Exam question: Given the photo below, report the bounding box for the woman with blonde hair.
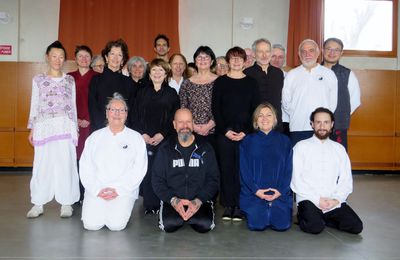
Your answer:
[239,102,293,231]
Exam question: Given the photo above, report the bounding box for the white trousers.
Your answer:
[30,139,80,205]
[81,193,136,231]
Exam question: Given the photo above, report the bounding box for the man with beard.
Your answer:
[282,39,338,145]
[152,108,220,233]
[290,107,363,235]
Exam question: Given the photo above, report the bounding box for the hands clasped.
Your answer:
[171,197,202,221]
[255,188,281,202]
[97,187,119,200]
[319,198,339,211]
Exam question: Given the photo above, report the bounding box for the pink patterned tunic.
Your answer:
[28,73,78,146]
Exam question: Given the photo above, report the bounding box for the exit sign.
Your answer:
[0,45,12,55]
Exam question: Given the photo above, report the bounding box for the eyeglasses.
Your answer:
[324,48,342,53]
[93,64,105,69]
[107,108,127,114]
[217,64,228,69]
[230,57,244,61]
[195,55,211,61]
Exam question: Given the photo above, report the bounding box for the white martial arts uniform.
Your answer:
[28,73,80,206]
[290,135,353,213]
[79,126,147,231]
[282,64,338,132]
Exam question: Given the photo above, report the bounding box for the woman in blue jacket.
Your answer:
[239,102,293,231]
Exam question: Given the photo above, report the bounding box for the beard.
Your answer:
[314,129,331,140]
[178,128,193,142]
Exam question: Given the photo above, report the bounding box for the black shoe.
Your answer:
[222,207,232,221]
[232,207,243,222]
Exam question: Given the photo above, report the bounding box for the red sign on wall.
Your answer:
[0,45,12,55]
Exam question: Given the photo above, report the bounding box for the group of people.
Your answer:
[26,34,363,235]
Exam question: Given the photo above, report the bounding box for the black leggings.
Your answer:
[158,201,215,233]
[297,200,363,234]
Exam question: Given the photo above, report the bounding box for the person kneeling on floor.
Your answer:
[79,92,147,231]
[291,107,363,234]
[152,108,220,233]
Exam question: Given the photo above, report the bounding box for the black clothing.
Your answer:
[323,62,351,130]
[212,75,259,135]
[88,67,136,132]
[131,81,180,137]
[297,200,363,234]
[131,81,180,210]
[178,141,196,166]
[152,136,220,204]
[217,135,241,207]
[244,64,284,131]
[159,201,215,233]
[212,74,259,208]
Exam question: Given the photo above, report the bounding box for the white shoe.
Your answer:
[26,205,43,218]
[60,205,73,218]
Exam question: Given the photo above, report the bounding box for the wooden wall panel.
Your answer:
[15,62,48,130]
[348,70,398,170]
[349,137,395,170]
[0,62,17,128]
[396,137,400,168]
[350,70,397,135]
[14,132,33,166]
[0,132,14,165]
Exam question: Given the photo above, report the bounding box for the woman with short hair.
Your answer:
[179,46,218,147]
[131,58,180,214]
[88,39,136,132]
[80,92,147,231]
[212,46,259,221]
[126,56,148,87]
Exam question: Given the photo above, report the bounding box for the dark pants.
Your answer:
[330,129,348,151]
[297,200,363,234]
[142,145,161,210]
[158,201,215,233]
[217,135,241,208]
[77,160,84,202]
[289,131,314,147]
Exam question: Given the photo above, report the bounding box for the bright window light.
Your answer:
[324,0,393,51]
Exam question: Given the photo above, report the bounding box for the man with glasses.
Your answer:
[244,38,285,132]
[282,39,338,146]
[322,38,361,150]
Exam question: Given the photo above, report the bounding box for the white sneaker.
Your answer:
[60,205,73,218]
[26,205,43,218]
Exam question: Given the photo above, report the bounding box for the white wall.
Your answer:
[0,0,19,61]
[19,0,60,62]
[179,0,290,61]
[0,0,59,62]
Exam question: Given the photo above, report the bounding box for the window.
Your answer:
[324,0,398,57]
